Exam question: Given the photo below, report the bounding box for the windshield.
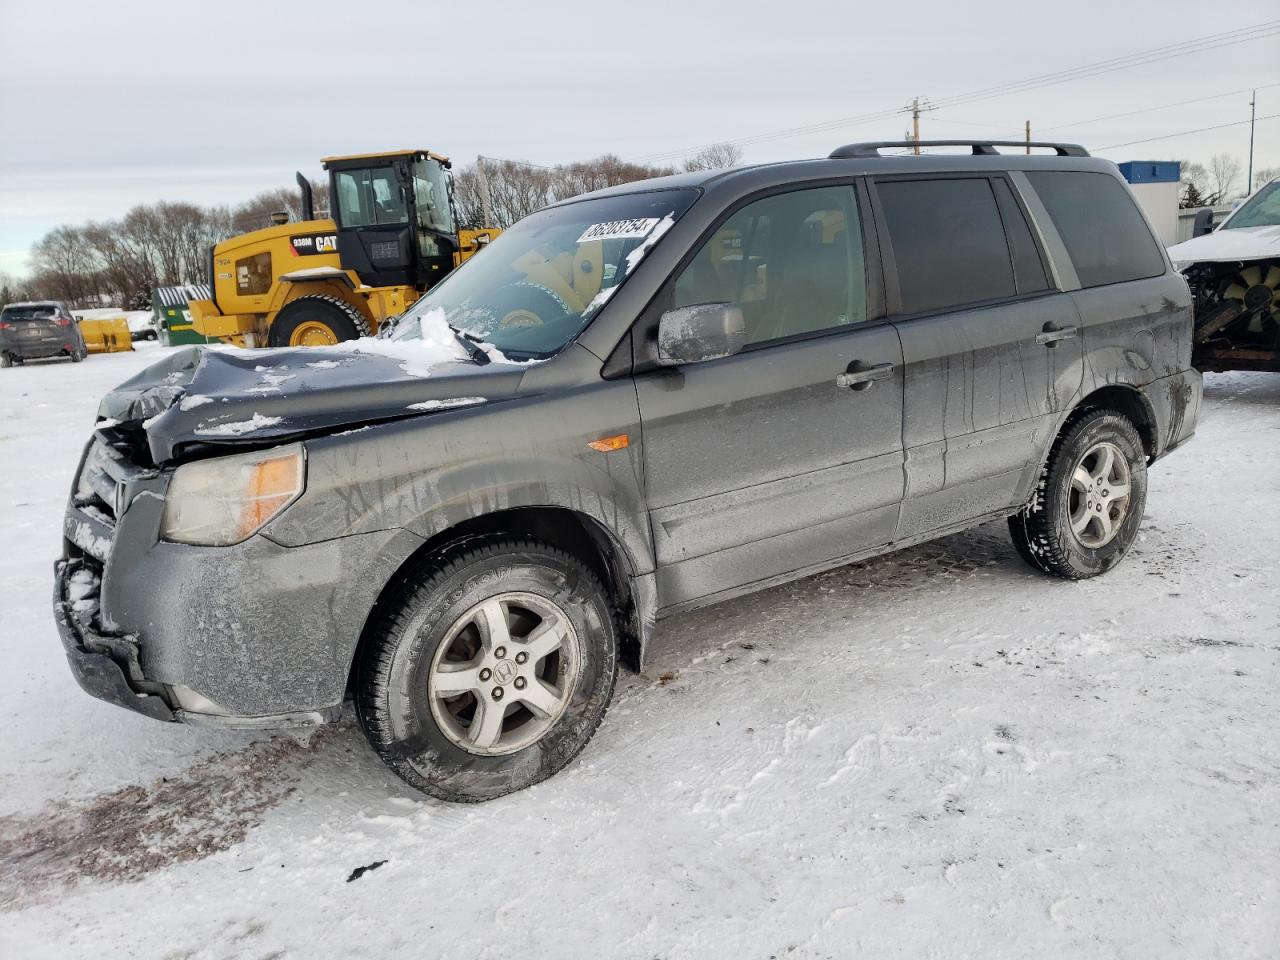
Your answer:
[1222,181,1280,230]
[392,188,698,359]
[413,158,456,235]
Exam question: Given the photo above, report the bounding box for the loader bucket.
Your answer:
[79,316,135,353]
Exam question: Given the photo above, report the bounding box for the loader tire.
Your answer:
[1008,409,1147,580]
[268,295,372,347]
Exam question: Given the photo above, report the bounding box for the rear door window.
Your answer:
[1024,171,1165,288]
[876,178,1015,314]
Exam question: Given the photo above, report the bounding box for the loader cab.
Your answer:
[323,150,459,289]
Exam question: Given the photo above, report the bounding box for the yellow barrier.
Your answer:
[78,317,134,354]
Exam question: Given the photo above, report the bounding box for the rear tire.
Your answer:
[355,537,618,802]
[1008,409,1147,580]
[0,353,11,368]
[70,349,84,363]
[268,295,372,347]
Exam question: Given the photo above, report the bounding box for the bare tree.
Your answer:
[683,143,744,172]
[1253,166,1280,191]
[231,179,329,232]
[16,154,688,305]
[0,270,32,305]
[82,220,154,308]
[454,155,678,228]
[1208,153,1242,203]
[1172,160,1203,204]
[29,226,102,307]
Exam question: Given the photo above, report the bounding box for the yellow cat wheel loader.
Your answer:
[190,150,498,347]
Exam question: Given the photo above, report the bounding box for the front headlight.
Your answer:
[160,443,306,546]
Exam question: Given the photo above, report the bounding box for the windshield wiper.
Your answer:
[448,324,491,366]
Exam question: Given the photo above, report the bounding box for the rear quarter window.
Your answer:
[1025,171,1165,288]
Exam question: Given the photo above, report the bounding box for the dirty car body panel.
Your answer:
[56,147,1201,731]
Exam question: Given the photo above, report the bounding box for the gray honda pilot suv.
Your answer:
[56,141,1201,801]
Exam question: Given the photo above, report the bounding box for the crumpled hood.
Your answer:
[1168,224,1280,267]
[98,344,526,464]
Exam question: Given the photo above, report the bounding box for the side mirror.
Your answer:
[1192,207,1215,237]
[657,302,746,366]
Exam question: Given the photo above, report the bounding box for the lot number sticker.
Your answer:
[577,218,661,243]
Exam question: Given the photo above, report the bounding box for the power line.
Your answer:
[926,81,1279,140]
[925,24,1278,112]
[631,21,1280,163]
[1095,113,1279,150]
[1042,82,1280,131]
[927,115,1020,131]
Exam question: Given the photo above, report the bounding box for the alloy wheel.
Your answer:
[1068,440,1132,548]
[427,592,581,756]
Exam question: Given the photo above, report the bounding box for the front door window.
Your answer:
[673,185,866,345]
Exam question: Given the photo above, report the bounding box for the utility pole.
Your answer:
[476,155,495,228]
[1247,89,1256,192]
[911,98,922,155]
[1025,120,1031,155]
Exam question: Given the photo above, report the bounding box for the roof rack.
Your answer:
[829,140,1090,159]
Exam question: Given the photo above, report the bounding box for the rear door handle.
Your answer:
[1036,324,1078,346]
[836,361,894,391]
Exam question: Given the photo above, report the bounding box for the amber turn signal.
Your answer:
[588,434,630,452]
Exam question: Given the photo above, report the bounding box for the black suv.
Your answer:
[1,300,88,366]
[56,141,1201,801]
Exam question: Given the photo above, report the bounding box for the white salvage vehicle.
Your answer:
[1168,177,1280,373]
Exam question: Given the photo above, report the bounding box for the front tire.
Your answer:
[355,537,618,802]
[268,295,372,347]
[1008,409,1147,580]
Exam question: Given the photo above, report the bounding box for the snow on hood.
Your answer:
[97,329,529,464]
[1168,224,1280,267]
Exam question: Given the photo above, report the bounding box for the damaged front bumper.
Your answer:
[55,435,421,730]
[53,556,344,728]
[54,558,175,722]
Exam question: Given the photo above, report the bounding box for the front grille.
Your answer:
[69,436,157,561]
[76,438,127,526]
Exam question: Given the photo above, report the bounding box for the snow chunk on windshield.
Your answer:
[344,308,474,377]
[195,413,285,437]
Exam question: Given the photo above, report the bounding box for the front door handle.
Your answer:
[836,361,894,391]
[1036,323,1078,347]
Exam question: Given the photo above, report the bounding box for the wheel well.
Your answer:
[350,508,642,695]
[1071,385,1158,459]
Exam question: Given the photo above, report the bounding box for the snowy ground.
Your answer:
[1,345,1277,959]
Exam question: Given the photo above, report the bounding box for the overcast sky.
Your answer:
[2,0,1278,277]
